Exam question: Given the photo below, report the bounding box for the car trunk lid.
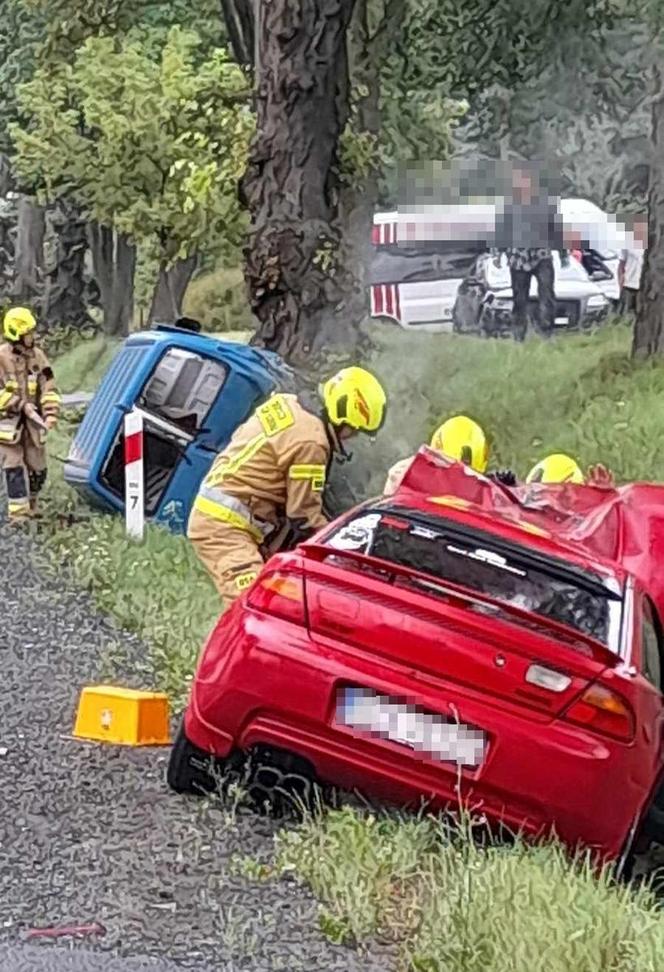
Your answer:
[299,521,623,719]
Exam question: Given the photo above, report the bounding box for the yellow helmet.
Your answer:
[526,453,585,485]
[3,306,37,343]
[430,415,489,473]
[322,366,387,433]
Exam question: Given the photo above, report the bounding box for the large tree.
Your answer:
[627,0,664,358]
[633,40,664,357]
[241,0,359,361]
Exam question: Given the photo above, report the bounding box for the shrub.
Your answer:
[183,266,254,333]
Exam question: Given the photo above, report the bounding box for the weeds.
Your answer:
[276,806,664,972]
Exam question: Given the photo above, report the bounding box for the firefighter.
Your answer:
[188,366,387,604]
[526,453,615,488]
[384,415,516,495]
[0,307,61,522]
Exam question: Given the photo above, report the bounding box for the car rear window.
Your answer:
[325,510,623,650]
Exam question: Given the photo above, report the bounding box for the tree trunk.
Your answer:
[0,154,12,198]
[242,0,359,363]
[633,55,664,358]
[219,0,255,67]
[42,199,93,331]
[11,196,45,308]
[87,223,136,337]
[0,192,18,305]
[148,254,198,325]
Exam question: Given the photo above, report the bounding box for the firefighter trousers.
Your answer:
[0,438,47,520]
[188,507,265,605]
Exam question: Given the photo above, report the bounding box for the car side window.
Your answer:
[642,597,664,693]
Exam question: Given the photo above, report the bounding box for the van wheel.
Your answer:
[167,723,234,795]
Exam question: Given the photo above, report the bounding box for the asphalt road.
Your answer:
[0,524,391,972]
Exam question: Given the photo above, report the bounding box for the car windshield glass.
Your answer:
[325,510,622,650]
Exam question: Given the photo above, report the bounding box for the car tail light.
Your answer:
[563,684,634,742]
[247,571,305,625]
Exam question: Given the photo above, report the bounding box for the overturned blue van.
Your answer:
[64,324,292,533]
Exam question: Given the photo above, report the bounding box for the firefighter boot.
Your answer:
[28,468,47,519]
[4,465,31,523]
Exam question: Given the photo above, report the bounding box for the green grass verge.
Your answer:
[54,334,122,394]
[275,807,664,971]
[42,419,219,708]
[41,322,664,970]
[338,321,664,502]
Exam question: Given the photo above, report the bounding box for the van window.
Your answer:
[138,348,228,435]
[642,598,663,692]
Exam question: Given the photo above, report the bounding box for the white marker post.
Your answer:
[124,408,145,542]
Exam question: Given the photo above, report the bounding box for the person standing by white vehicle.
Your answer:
[618,214,647,316]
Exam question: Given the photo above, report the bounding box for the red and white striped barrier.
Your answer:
[124,408,144,541]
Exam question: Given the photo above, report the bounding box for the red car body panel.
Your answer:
[183,449,664,860]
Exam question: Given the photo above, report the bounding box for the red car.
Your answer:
[168,448,664,867]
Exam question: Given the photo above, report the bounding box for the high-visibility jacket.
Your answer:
[0,341,61,447]
[192,393,331,539]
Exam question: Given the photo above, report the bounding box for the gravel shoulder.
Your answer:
[0,525,388,971]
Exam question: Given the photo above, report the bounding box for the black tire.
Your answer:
[616,775,664,883]
[167,722,230,795]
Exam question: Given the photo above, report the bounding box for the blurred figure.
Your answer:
[618,214,647,317]
[493,163,567,342]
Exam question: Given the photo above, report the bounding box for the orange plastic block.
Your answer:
[73,685,171,746]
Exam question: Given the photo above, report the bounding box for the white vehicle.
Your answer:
[560,198,636,304]
[453,252,610,336]
[369,208,490,331]
[369,199,632,331]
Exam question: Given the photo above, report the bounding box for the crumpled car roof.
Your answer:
[396,447,664,607]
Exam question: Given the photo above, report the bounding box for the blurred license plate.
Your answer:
[554,316,569,324]
[336,687,486,768]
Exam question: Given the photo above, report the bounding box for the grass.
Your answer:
[43,319,664,706]
[54,333,122,394]
[275,807,664,972]
[338,320,664,502]
[40,320,664,970]
[41,420,219,708]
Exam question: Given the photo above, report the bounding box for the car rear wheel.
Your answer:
[167,730,322,817]
[167,723,234,795]
[616,781,664,883]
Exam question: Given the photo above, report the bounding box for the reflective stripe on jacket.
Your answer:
[194,393,331,535]
[0,341,61,445]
